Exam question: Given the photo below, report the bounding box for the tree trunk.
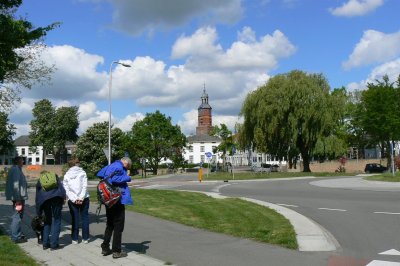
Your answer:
[302,154,311,172]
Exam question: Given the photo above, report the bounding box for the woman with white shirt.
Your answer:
[63,158,90,244]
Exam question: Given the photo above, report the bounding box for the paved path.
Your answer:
[0,189,170,266]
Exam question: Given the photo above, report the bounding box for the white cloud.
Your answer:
[78,101,98,121]
[172,27,296,71]
[346,58,400,92]
[109,0,243,36]
[329,0,384,17]
[114,113,145,132]
[178,109,242,135]
[177,110,198,136]
[343,29,400,69]
[26,45,107,100]
[10,26,294,138]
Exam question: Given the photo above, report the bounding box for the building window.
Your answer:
[201,155,205,162]
[200,146,205,152]
[21,148,26,155]
[36,157,40,163]
[189,155,194,164]
[189,146,193,152]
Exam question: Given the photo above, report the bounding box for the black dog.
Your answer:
[31,215,45,244]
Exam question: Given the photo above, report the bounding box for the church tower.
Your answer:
[196,86,212,135]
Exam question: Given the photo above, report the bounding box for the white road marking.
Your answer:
[379,249,400,256]
[318,208,347,212]
[366,260,400,265]
[211,184,231,193]
[374,212,400,215]
[276,203,299,208]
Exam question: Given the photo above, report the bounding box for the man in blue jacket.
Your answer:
[97,157,132,259]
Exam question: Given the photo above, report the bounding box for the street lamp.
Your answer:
[108,61,131,165]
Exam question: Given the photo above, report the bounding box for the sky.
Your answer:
[9,0,400,138]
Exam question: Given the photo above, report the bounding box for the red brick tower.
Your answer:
[196,87,212,135]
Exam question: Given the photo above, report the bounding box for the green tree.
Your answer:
[75,122,126,175]
[240,70,344,172]
[29,99,55,164]
[313,87,349,161]
[29,99,79,164]
[0,111,16,154]
[357,75,400,168]
[210,124,233,168]
[53,106,79,163]
[0,1,59,112]
[129,110,186,175]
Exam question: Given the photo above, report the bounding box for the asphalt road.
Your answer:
[134,174,400,265]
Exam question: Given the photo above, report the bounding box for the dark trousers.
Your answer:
[68,198,90,241]
[102,201,125,253]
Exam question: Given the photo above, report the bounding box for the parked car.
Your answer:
[364,163,387,173]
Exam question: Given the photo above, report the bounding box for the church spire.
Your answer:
[196,84,212,135]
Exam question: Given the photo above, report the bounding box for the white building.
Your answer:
[182,88,223,164]
[14,135,44,165]
[184,135,222,164]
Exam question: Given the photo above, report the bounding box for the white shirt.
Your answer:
[63,166,89,202]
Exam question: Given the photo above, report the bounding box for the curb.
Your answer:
[181,190,339,252]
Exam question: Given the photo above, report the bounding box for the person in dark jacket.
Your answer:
[97,157,132,259]
[5,156,28,243]
[35,172,66,250]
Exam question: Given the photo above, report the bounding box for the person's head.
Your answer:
[120,157,132,170]
[68,158,80,168]
[13,156,24,167]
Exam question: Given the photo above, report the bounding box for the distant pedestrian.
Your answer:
[97,157,133,259]
[5,156,28,243]
[63,158,90,244]
[35,172,66,250]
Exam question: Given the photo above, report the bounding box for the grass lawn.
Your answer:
[200,171,357,181]
[91,189,297,249]
[0,228,39,266]
[364,171,400,182]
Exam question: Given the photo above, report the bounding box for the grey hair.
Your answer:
[121,157,132,167]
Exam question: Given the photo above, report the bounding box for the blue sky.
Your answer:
[10,0,400,137]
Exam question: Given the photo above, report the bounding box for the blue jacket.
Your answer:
[96,160,133,205]
[35,176,66,215]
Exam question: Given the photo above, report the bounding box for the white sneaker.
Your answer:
[72,240,78,244]
[83,240,89,244]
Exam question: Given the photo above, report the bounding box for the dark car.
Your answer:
[364,163,387,173]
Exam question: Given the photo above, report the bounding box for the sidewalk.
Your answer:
[0,189,170,266]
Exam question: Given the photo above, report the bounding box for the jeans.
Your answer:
[10,201,25,241]
[68,198,90,241]
[42,197,63,248]
[102,201,125,253]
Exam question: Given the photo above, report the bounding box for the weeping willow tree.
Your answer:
[239,70,345,172]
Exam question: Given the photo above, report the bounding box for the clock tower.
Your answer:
[196,87,212,135]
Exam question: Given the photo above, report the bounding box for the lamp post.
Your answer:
[108,61,131,165]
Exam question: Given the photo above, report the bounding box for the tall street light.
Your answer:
[108,61,131,165]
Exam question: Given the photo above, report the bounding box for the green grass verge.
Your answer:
[201,171,357,181]
[364,171,400,182]
[0,228,39,266]
[91,189,297,249]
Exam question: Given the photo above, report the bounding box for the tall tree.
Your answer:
[75,122,126,175]
[0,111,16,154]
[0,0,59,112]
[210,124,234,167]
[29,99,79,164]
[53,106,79,163]
[29,99,55,164]
[240,70,343,172]
[129,110,186,175]
[357,75,400,168]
